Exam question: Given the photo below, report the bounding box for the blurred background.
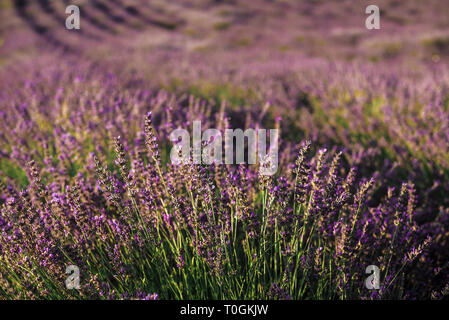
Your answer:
[1,0,449,64]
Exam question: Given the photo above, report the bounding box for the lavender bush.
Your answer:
[0,0,448,299]
[0,117,432,299]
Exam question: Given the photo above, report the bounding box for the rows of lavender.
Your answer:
[1,0,449,300]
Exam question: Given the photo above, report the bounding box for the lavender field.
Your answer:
[0,0,448,300]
